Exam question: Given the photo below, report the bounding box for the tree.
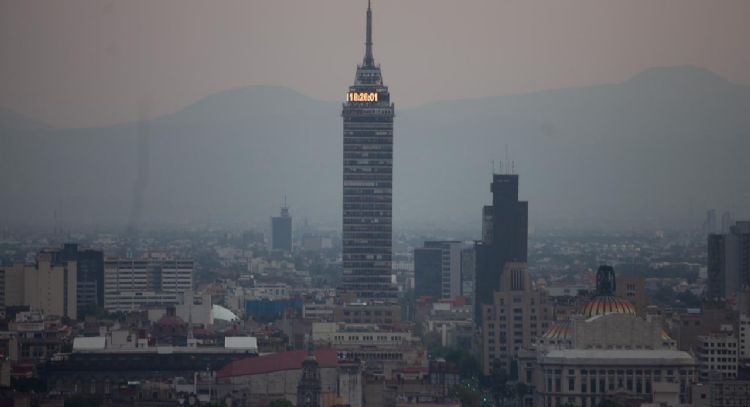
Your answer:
[488,359,509,403]
[269,399,294,407]
[450,382,483,407]
[64,395,102,407]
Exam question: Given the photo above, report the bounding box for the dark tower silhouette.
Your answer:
[53,243,105,315]
[339,0,397,300]
[271,197,292,252]
[708,221,750,298]
[297,346,322,407]
[474,173,528,320]
[595,265,617,295]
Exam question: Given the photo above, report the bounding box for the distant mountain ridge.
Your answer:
[0,106,51,130]
[1,66,748,230]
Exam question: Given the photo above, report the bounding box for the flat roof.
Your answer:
[542,349,695,366]
[217,349,339,379]
[73,336,106,350]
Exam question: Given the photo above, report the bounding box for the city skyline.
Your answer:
[1,1,750,407]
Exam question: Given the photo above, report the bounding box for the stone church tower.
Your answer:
[296,346,322,407]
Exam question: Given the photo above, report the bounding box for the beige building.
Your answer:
[0,263,25,307]
[481,262,552,375]
[312,322,427,379]
[615,275,648,316]
[0,253,77,319]
[334,302,401,324]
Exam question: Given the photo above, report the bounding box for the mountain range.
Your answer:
[1,66,748,231]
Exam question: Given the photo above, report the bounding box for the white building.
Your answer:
[739,314,750,361]
[538,350,694,407]
[697,332,738,381]
[104,258,193,312]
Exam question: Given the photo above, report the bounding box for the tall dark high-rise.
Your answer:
[414,247,442,300]
[708,221,750,298]
[474,173,528,320]
[271,199,292,252]
[339,1,396,300]
[53,243,105,315]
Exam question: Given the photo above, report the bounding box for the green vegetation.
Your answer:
[269,399,294,407]
[64,395,102,407]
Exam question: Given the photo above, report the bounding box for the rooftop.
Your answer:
[543,349,695,365]
[216,349,339,379]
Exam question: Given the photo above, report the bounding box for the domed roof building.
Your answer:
[539,265,658,348]
[524,266,694,407]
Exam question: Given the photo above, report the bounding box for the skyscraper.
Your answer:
[271,200,293,252]
[414,247,442,300]
[474,173,528,320]
[53,243,104,315]
[339,1,396,301]
[708,221,750,298]
[422,241,462,299]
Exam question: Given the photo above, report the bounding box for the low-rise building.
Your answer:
[215,349,362,407]
[696,332,738,381]
[334,302,401,324]
[692,379,750,407]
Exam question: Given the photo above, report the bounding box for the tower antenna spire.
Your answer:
[363,0,375,67]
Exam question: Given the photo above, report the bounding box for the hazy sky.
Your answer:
[2,0,749,128]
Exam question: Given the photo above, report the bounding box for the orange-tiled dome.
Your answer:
[541,266,637,342]
[541,321,571,341]
[580,295,636,318]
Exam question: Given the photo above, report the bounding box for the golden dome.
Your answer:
[541,320,571,341]
[580,295,636,318]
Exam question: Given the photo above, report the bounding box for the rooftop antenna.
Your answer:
[363,0,375,67]
[512,160,515,175]
[504,144,509,175]
[491,160,495,175]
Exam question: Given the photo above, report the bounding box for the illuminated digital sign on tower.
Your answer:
[338,0,397,301]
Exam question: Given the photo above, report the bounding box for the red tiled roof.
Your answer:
[216,349,339,379]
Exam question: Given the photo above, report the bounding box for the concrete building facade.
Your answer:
[104,258,193,312]
[696,332,738,381]
[481,262,552,375]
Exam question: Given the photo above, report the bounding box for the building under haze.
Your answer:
[534,266,694,407]
[339,1,397,301]
[480,262,552,375]
[49,243,104,316]
[414,246,442,300]
[474,173,528,320]
[414,241,462,300]
[103,257,193,312]
[271,200,293,252]
[0,251,78,319]
[707,221,750,299]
